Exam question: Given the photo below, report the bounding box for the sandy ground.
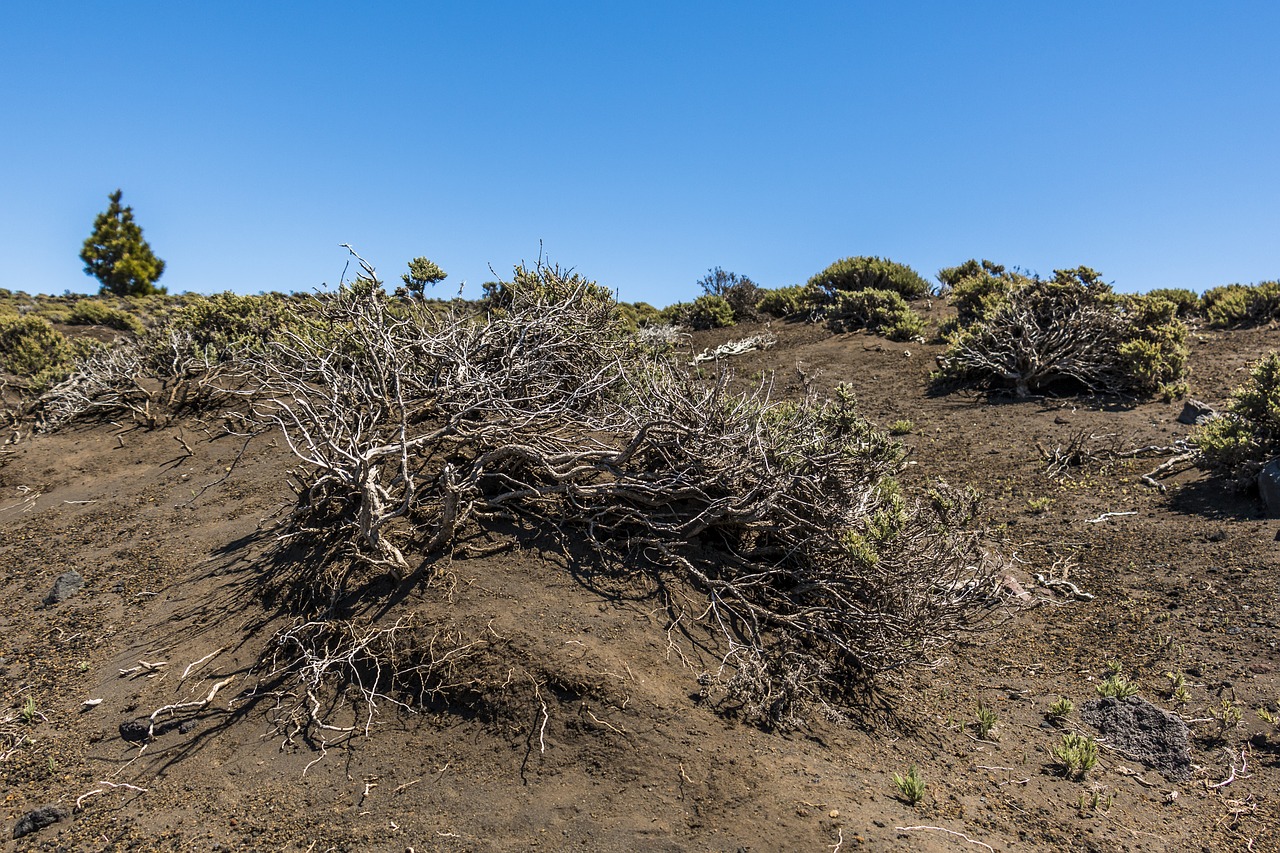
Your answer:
[2,317,1279,852]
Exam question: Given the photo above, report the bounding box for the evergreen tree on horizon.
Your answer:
[80,189,167,296]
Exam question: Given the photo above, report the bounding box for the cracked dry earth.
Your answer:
[2,317,1279,852]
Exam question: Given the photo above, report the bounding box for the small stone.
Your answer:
[1258,460,1280,519]
[1080,697,1191,780]
[1177,399,1217,425]
[12,805,69,839]
[44,570,84,605]
[119,718,150,742]
[829,809,840,818]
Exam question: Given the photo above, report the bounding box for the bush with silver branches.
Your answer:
[246,258,1005,729]
[935,267,1187,398]
[37,328,232,430]
[37,291,309,430]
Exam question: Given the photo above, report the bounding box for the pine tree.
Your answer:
[396,256,447,298]
[80,189,166,296]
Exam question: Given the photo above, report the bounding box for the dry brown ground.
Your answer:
[2,317,1279,852]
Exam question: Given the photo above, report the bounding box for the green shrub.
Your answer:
[808,256,930,301]
[65,299,145,333]
[1194,351,1280,488]
[659,301,690,325]
[1116,295,1189,397]
[1145,288,1200,318]
[937,259,1031,326]
[828,289,926,341]
[682,294,736,330]
[1201,281,1280,327]
[0,315,75,388]
[697,267,763,322]
[935,268,1188,398]
[616,301,662,330]
[165,292,311,363]
[1201,284,1250,326]
[482,261,617,317]
[756,284,823,318]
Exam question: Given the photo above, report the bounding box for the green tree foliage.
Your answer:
[396,256,448,298]
[80,190,166,296]
[808,256,931,301]
[697,267,763,322]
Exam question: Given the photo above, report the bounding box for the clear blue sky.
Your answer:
[3,2,1277,305]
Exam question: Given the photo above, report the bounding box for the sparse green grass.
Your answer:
[973,704,998,740]
[1211,698,1243,739]
[1077,788,1115,816]
[893,764,927,805]
[20,696,37,725]
[1026,496,1053,513]
[1046,697,1074,725]
[1053,733,1099,780]
[1096,674,1139,699]
[889,419,913,435]
[1166,670,1190,705]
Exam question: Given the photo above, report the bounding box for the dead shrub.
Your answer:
[248,257,1004,731]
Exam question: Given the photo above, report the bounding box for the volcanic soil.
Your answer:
[2,315,1279,852]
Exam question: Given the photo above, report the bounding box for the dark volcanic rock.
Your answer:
[44,570,84,605]
[1177,399,1217,426]
[119,717,150,742]
[1259,459,1280,518]
[13,805,69,839]
[1080,696,1192,780]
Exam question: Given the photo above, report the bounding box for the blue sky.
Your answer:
[2,2,1277,305]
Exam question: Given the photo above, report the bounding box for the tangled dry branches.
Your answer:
[242,262,1005,728]
[937,281,1131,397]
[38,329,234,430]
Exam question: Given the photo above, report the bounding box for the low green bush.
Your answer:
[755,284,817,318]
[935,268,1188,398]
[65,299,145,333]
[681,294,736,329]
[482,262,617,317]
[1201,281,1280,327]
[808,256,931,300]
[617,301,662,330]
[1116,295,1190,397]
[1145,288,1200,318]
[0,315,76,388]
[828,289,926,341]
[937,259,1030,326]
[165,291,311,362]
[1194,351,1280,488]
